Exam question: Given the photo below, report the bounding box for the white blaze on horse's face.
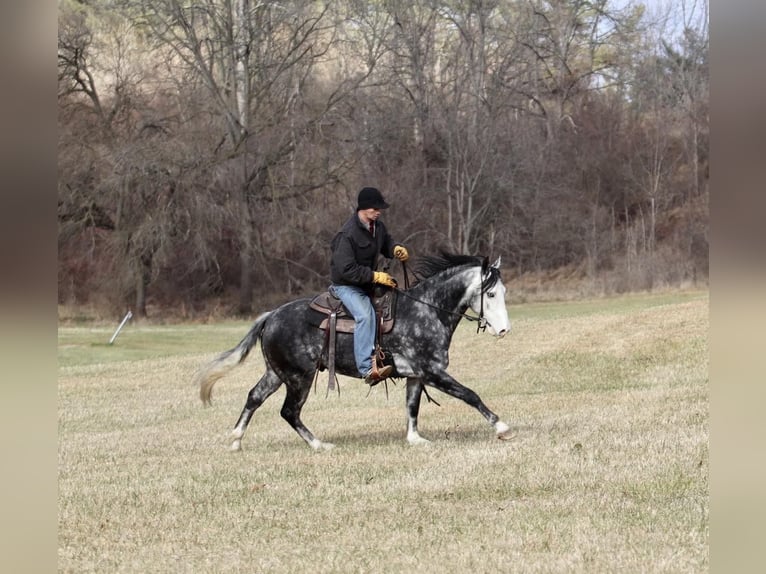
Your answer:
[471,257,511,338]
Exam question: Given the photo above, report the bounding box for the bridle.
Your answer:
[397,261,489,333]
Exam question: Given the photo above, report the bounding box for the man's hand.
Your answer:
[393,245,409,262]
[373,271,397,288]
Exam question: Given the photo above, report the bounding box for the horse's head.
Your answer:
[471,256,511,338]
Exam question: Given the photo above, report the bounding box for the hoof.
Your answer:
[229,439,242,452]
[496,429,516,441]
[407,434,431,446]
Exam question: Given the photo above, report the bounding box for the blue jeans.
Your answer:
[331,284,376,376]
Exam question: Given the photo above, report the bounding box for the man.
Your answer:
[330,187,409,384]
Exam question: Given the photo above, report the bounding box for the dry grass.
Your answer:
[58,291,708,573]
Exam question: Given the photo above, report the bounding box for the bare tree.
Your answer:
[57,0,709,315]
[128,0,346,313]
[59,1,224,315]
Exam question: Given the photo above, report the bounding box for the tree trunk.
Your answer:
[134,253,152,318]
[586,204,597,280]
[237,192,254,315]
[233,0,250,140]
[238,243,253,316]
[691,119,700,197]
[135,271,147,318]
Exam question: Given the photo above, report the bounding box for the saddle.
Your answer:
[308,287,397,394]
[308,288,396,334]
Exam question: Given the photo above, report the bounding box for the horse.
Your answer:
[195,253,514,451]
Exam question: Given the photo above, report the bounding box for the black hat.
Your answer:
[357,187,390,210]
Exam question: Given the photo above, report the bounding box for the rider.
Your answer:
[330,187,410,384]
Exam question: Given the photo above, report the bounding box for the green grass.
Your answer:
[57,322,251,368]
[58,291,708,573]
[507,289,707,321]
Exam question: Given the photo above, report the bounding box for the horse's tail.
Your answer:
[196,311,272,405]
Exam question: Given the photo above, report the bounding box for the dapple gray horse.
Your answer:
[195,253,513,450]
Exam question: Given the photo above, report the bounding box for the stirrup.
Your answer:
[364,349,392,385]
[364,364,393,386]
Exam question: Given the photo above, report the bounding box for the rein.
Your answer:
[397,261,487,333]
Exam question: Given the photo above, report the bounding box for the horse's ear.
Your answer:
[491,256,501,269]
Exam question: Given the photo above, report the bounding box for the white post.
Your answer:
[109,310,133,345]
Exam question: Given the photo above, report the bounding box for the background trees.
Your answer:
[58,0,709,317]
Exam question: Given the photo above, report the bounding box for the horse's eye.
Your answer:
[487,292,496,299]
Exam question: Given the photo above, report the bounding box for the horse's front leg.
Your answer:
[405,378,431,445]
[427,370,514,440]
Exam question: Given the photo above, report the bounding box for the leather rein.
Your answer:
[397,261,488,333]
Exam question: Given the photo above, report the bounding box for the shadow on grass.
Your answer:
[302,423,538,450]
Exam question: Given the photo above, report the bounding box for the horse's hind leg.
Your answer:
[230,370,282,451]
[405,378,431,445]
[281,379,335,451]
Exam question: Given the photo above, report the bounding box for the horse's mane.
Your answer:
[413,252,499,292]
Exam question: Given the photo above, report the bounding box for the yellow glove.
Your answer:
[373,271,397,288]
[393,245,409,262]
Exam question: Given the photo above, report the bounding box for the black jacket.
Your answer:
[330,214,399,286]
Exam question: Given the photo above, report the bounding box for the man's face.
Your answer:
[360,207,382,221]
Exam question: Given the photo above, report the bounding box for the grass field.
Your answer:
[58,290,708,573]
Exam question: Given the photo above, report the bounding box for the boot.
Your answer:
[363,352,393,386]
